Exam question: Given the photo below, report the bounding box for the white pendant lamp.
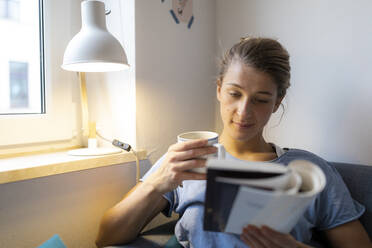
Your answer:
[62,0,129,72]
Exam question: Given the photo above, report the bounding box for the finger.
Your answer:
[240,233,254,247]
[247,226,281,248]
[261,226,297,247]
[180,171,207,181]
[241,226,266,248]
[169,139,209,152]
[172,158,207,172]
[173,146,217,161]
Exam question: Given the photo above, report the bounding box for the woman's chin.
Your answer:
[229,129,256,142]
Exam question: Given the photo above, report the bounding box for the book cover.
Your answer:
[203,159,326,234]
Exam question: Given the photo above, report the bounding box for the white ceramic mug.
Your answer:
[177,131,225,173]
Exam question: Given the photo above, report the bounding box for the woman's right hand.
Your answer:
[144,139,217,194]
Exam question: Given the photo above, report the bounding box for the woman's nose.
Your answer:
[236,99,252,118]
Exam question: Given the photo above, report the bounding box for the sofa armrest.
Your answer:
[331,162,372,239]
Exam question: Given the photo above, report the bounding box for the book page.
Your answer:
[225,186,316,234]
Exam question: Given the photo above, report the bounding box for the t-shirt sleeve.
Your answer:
[140,153,178,217]
[312,161,365,230]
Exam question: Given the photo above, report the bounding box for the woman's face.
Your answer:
[217,61,283,142]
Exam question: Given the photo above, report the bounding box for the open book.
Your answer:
[203,159,326,234]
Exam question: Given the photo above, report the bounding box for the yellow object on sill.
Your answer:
[89,122,96,139]
[0,149,146,184]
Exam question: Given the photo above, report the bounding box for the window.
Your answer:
[0,0,81,151]
[0,0,20,20]
[0,0,44,115]
[9,61,29,108]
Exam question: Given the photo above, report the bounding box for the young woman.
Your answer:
[96,38,371,248]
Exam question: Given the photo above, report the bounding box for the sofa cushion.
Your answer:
[105,219,178,248]
[331,162,372,239]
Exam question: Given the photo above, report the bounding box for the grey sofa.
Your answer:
[106,162,372,248]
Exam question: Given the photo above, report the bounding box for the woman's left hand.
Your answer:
[240,225,312,248]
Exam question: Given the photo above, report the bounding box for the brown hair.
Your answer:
[217,37,291,99]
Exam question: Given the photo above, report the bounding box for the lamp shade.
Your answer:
[62,0,129,72]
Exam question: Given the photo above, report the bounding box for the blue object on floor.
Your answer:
[37,234,67,248]
[164,235,183,248]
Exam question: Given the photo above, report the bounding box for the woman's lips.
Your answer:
[233,122,255,129]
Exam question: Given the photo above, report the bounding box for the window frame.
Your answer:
[39,0,46,114]
[0,0,82,153]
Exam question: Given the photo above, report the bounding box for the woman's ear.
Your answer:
[216,80,222,101]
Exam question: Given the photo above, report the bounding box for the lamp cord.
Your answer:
[96,131,140,184]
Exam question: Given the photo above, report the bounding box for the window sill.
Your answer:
[0,149,147,184]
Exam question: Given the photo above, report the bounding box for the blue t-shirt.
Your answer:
[142,148,365,248]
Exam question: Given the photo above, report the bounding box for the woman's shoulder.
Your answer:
[280,148,324,160]
[280,148,351,187]
[278,148,331,169]
[279,148,345,188]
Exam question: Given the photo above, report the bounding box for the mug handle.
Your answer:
[213,143,225,159]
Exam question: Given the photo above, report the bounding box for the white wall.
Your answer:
[216,0,372,165]
[0,160,151,248]
[135,0,218,162]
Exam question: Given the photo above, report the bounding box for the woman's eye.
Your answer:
[254,98,269,103]
[228,92,241,97]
